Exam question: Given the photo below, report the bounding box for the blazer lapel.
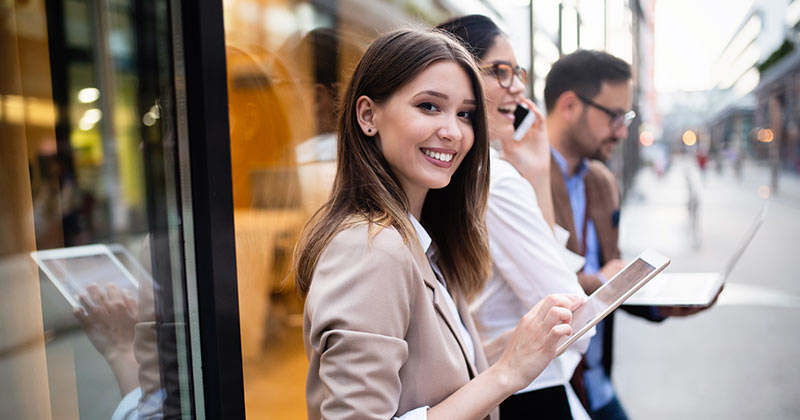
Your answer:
[412,248,479,378]
[550,155,580,254]
[585,161,622,262]
[454,288,482,376]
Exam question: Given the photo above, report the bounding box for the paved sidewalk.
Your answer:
[611,156,800,420]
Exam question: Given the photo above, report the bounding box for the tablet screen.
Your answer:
[36,250,138,308]
[556,254,666,355]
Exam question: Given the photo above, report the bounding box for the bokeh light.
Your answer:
[682,130,697,146]
[757,128,774,143]
[639,130,655,147]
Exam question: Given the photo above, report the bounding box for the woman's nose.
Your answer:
[438,115,463,142]
[507,73,525,95]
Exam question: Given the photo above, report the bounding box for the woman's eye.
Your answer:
[457,110,474,121]
[418,102,439,112]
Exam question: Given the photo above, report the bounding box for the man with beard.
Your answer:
[544,50,662,420]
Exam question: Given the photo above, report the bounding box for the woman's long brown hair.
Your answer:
[293,28,491,299]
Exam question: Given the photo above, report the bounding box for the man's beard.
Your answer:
[589,138,618,162]
[565,117,603,161]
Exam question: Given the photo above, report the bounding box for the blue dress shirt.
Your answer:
[551,148,615,411]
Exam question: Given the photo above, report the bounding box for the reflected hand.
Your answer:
[498,98,550,179]
[494,294,582,391]
[74,283,138,360]
[74,283,140,395]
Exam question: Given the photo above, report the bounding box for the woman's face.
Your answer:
[480,36,526,142]
[370,60,476,206]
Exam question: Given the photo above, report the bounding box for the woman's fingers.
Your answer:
[122,291,138,318]
[544,305,573,326]
[105,283,122,303]
[538,294,579,315]
[549,323,572,339]
[79,293,96,315]
[87,283,105,307]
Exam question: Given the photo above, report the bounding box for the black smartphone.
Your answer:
[512,103,536,140]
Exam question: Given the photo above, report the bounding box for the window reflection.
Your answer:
[1,0,193,418]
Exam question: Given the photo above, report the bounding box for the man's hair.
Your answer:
[544,50,631,112]
[293,28,491,299]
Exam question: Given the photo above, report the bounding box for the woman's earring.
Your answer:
[367,128,373,134]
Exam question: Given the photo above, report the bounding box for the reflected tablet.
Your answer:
[555,249,670,356]
[31,244,139,310]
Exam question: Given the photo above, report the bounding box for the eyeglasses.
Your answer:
[481,61,527,88]
[575,93,636,130]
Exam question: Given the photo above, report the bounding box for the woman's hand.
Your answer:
[74,283,139,361]
[498,98,550,180]
[493,294,582,391]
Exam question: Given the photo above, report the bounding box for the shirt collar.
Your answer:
[408,213,431,253]
[551,146,589,180]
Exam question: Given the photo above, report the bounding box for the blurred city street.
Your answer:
[613,157,800,419]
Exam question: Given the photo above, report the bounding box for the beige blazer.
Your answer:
[303,222,498,420]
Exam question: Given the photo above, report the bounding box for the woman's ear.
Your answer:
[355,95,378,136]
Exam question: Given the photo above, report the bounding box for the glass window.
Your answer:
[1,1,196,418]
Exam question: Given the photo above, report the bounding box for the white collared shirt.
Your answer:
[470,157,594,419]
[395,214,477,420]
[408,214,476,365]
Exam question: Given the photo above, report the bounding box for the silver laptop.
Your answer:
[624,206,767,307]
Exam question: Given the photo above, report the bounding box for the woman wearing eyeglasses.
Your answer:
[438,15,595,420]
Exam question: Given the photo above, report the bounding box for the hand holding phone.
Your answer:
[513,102,536,141]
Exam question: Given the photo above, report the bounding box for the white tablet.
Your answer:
[31,244,139,310]
[555,249,670,356]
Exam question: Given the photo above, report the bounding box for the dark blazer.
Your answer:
[550,157,662,381]
[303,222,498,420]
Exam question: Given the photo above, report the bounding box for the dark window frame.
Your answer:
[175,1,246,418]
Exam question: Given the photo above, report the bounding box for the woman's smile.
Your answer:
[421,147,457,167]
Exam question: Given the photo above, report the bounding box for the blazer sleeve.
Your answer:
[305,226,419,419]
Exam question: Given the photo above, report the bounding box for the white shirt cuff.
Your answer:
[111,387,141,420]
[394,405,429,420]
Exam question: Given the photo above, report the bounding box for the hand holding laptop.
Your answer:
[624,206,765,308]
[654,283,724,317]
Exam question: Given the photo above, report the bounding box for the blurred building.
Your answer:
[752,0,800,179]
[705,0,800,178]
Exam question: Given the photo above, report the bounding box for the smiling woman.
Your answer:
[292,28,581,420]
[356,61,476,218]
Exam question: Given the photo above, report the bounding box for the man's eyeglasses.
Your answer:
[481,61,527,88]
[575,93,636,130]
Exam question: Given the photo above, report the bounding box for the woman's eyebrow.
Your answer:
[414,90,449,100]
[415,90,476,105]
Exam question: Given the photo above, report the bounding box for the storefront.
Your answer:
[0,1,504,418]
